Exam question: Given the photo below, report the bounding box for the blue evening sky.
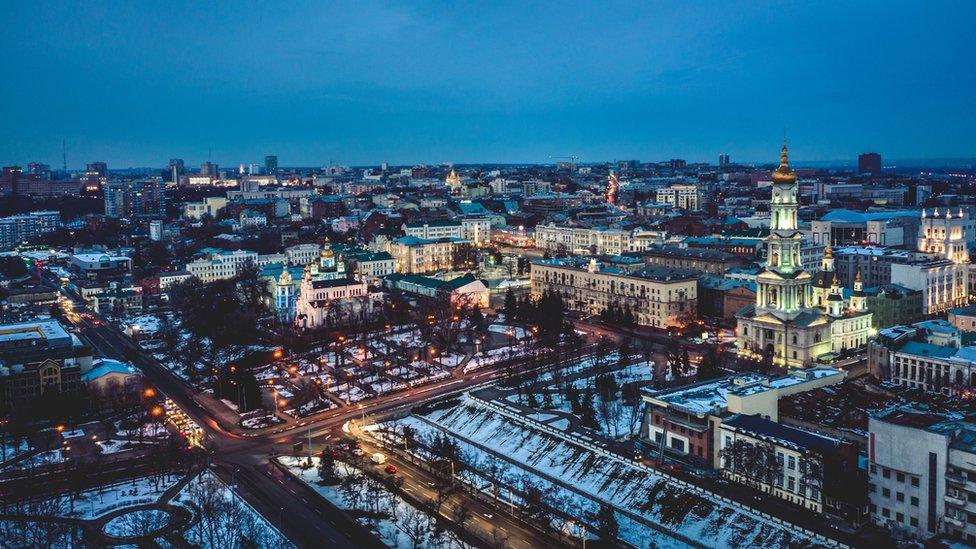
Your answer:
[1,1,974,168]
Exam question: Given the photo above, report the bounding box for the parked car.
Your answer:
[385,464,397,474]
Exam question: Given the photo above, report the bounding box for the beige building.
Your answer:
[656,184,700,211]
[183,196,227,220]
[534,223,667,255]
[388,236,462,274]
[530,257,697,329]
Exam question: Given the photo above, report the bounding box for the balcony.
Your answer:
[946,470,967,485]
[946,515,966,528]
[946,493,967,507]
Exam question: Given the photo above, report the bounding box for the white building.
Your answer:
[402,220,463,240]
[533,223,666,255]
[737,146,872,368]
[891,259,968,315]
[460,216,491,245]
[869,407,976,543]
[185,249,258,283]
[655,184,700,211]
[285,243,322,267]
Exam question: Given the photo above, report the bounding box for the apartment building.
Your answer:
[530,256,697,329]
[655,184,700,211]
[641,244,747,276]
[891,259,968,315]
[402,220,463,240]
[869,406,976,543]
[388,236,462,274]
[533,223,667,255]
[0,211,60,250]
[185,249,258,283]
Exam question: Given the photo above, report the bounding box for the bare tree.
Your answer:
[397,505,430,549]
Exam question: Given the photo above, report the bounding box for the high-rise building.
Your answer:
[858,152,882,175]
[0,211,60,250]
[169,158,185,183]
[201,161,219,177]
[668,159,687,169]
[0,166,23,196]
[86,162,107,177]
[104,179,166,218]
[719,153,730,167]
[265,155,278,174]
[27,162,51,179]
[85,161,107,190]
[248,163,261,175]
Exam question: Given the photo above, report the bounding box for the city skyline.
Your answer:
[3,2,975,167]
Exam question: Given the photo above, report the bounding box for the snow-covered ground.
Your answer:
[174,470,293,548]
[382,396,831,549]
[277,456,468,549]
[0,438,29,463]
[506,359,650,438]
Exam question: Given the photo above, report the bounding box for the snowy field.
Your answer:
[505,359,651,438]
[174,470,293,548]
[381,396,832,549]
[277,456,469,549]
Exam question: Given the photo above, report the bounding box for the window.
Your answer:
[896,492,904,502]
[910,517,918,527]
[882,488,890,497]
[911,496,918,507]
[788,456,796,470]
[882,508,890,518]
[788,478,795,492]
[897,472,905,482]
[896,512,904,523]
[883,468,891,479]
[911,477,919,488]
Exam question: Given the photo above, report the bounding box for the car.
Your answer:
[482,512,493,519]
[351,448,364,456]
[384,465,397,474]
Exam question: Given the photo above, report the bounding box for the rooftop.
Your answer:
[724,414,841,452]
[821,209,920,223]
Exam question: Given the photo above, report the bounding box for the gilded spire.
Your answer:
[855,269,862,283]
[824,245,832,258]
[771,141,797,184]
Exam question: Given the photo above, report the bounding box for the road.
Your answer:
[68,295,582,549]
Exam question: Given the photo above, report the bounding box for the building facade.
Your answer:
[530,257,697,329]
[737,146,872,368]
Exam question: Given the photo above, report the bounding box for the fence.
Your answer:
[466,395,848,548]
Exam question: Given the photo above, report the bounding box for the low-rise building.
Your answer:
[389,236,463,274]
[70,253,132,280]
[655,184,700,211]
[719,414,864,520]
[530,256,697,329]
[0,319,93,411]
[639,368,846,469]
[640,244,747,276]
[382,273,489,309]
[183,196,227,220]
[403,220,463,240]
[184,249,258,283]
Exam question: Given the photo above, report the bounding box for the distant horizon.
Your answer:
[27,153,976,173]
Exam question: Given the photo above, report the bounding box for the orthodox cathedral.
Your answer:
[736,144,872,368]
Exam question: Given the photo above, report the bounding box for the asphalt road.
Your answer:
[70,300,583,549]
